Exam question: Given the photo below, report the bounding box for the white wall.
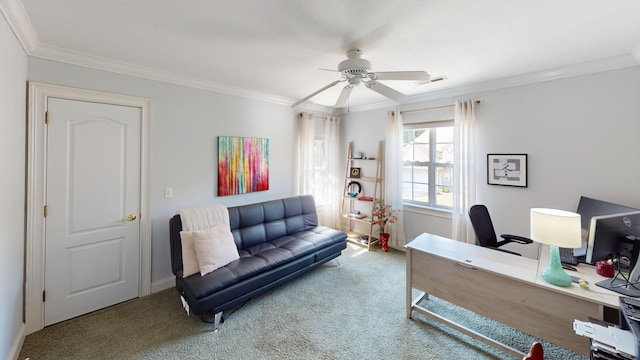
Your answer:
[476,67,640,256]
[0,12,28,360]
[27,57,299,286]
[341,66,640,258]
[339,110,387,235]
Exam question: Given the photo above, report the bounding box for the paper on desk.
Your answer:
[574,320,615,346]
[591,339,620,357]
[611,326,636,357]
[574,320,637,357]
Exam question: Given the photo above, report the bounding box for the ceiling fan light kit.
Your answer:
[291,49,438,108]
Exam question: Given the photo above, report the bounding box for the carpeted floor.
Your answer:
[19,243,588,359]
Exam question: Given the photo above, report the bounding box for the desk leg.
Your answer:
[411,301,525,358]
[411,291,428,312]
[406,249,413,318]
[407,248,430,319]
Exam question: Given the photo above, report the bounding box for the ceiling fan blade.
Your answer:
[374,71,430,81]
[416,75,448,85]
[291,80,341,107]
[366,80,407,102]
[335,85,353,108]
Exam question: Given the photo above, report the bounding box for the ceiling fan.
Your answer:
[291,49,437,108]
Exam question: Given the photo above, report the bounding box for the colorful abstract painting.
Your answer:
[218,136,269,196]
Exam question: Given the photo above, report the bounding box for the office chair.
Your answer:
[468,204,533,256]
[522,342,543,360]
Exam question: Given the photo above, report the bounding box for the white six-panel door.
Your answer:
[44,98,141,326]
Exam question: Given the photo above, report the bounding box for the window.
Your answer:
[402,121,454,209]
[312,138,329,203]
[307,117,337,206]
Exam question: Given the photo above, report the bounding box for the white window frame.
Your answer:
[402,120,454,210]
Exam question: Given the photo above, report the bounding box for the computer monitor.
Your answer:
[573,196,638,257]
[587,211,640,297]
[585,211,640,264]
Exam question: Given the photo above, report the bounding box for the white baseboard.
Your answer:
[150,276,175,294]
[9,323,26,360]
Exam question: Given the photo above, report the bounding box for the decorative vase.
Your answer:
[380,233,390,252]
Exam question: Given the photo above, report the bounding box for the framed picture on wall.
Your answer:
[487,154,528,187]
[218,136,270,196]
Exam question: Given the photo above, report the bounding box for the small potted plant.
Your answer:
[371,199,398,252]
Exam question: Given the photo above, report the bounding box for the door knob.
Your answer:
[123,214,137,222]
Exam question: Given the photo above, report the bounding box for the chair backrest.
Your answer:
[468,204,499,248]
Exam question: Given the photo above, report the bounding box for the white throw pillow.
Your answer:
[180,230,200,277]
[192,223,240,276]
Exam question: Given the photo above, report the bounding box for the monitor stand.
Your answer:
[596,246,640,297]
[596,278,640,297]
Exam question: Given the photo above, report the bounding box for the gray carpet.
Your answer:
[19,243,588,359]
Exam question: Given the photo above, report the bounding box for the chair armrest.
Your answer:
[500,234,534,245]
[488,246,522,256]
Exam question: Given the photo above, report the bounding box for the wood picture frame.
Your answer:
[487,154,527,187]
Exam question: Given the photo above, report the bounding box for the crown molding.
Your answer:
[0,0,38,52]
[5,0,639,113]
[336,53,640,114]
[0,0,288,105]
[291,102,334,114]
[332,98,397,115]
[30,43,294,106]
[27,43,640,114]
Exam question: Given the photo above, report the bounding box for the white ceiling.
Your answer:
[5,0,640,110]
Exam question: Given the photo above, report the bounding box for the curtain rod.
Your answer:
[297,112,327,120]
[400,100,481,115]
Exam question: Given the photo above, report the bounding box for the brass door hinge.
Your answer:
[42,290,46,302]
[44,205,48,218]
[45,111,49,125]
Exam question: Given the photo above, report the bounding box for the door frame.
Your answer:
[25,82,152,334]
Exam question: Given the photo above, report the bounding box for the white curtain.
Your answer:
[452,100,477,243]
[323,116,341,228]
[294,112,341,228]
[294,112,315,195]
[385,110,406,248]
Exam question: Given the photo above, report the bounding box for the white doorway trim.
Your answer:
[25,82,152,334]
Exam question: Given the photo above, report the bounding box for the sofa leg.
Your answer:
[200,311,224,331]
[213,311,223,331]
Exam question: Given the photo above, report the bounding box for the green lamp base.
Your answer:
[541,246,572,287]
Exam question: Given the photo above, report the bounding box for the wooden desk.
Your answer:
[406,233,620,357]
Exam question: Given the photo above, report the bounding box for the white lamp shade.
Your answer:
[530,208,582,248]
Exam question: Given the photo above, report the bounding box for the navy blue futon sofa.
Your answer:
[169,195,347,327]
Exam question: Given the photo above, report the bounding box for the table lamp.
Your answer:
[530,208,582,287]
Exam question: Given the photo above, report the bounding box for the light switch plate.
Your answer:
[164,187,173,199]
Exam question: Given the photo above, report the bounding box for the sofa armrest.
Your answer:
[169,215,184,275]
